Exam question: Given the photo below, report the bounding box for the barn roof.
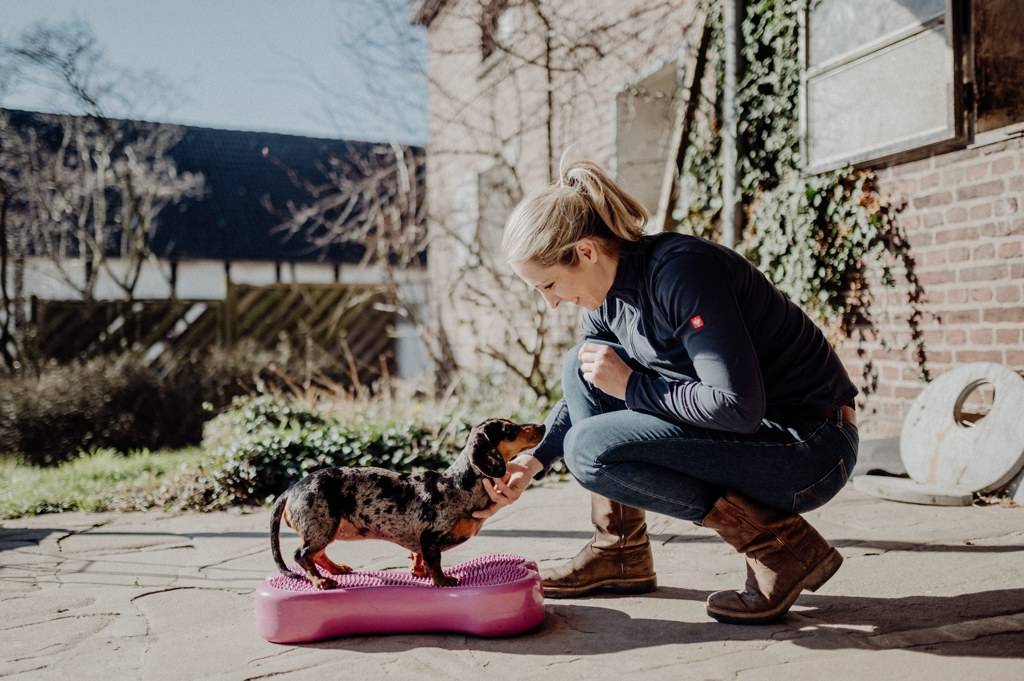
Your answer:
[2,108,424,265]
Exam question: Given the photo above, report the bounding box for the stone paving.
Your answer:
[1,480,1022,680]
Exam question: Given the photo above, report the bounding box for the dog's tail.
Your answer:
[270,492,303,579]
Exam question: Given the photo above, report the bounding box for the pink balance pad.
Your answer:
[254,553,545,643]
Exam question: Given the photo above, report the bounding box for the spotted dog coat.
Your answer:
[270,418,545,589]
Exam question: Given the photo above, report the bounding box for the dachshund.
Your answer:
[269,418,545,589]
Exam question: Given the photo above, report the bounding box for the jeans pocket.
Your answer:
[792,456,849,514]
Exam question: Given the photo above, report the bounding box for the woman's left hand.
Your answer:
[579,342,633,400]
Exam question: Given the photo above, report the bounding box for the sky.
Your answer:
[0,0,428,144]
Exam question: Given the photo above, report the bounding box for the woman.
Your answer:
[473,157,859,625]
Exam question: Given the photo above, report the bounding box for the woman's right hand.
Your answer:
[472,454,544,520]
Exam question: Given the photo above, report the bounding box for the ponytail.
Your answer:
[502,151,648,266]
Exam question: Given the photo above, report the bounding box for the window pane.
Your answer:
[806,25,954,171]
[809,0,945,66]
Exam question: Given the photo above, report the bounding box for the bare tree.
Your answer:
[0,19,203,370]
[269,0,696,402]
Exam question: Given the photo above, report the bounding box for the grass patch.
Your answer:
[0,448,204,519]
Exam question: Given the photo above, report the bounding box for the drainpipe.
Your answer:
[721,0,745,248]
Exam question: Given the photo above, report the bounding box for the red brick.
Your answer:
[909,231,933,248]
[936,227,979,244]
[1010,175,1024,192]
[959,264,1008,281]
[872,383,895,398]
[969,327,994,344]
[991,219,1024,237]
[998,242,1023,258]
[893,157,934,175]
[996,328,1021,344]
[983,307,1024,322]
[965,162,990,181]
[923,211,943,227]
[894,385,924,399]
[944,206,968,223]
[941,167,965,185]
[947,246,971,262]
[957,180,1005,201]
[927,351,952,363]
[936,147,980,167]
[919,269,956,285]
[969,203,993,220]
[919,172,941,189]
[972,243,996,260]
[994,198,1019,217]
[940,309,980,324]
[1014,263,1024,278]
[921,250,947,266]
[946,287,968,303]
[1007,350,1024,367]
[913,191,954,209]
[969,286,994,302]
[901,214,922,230]
[955,350,1003,362]
[991,156,1016,175]
[995,285,1021,303]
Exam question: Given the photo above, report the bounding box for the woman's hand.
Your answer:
[472,454,544,520]
[579,342,633,400]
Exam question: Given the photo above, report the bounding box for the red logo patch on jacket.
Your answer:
[690,315,705,330]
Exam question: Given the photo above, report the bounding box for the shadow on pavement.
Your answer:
[304,585,1024,659]
[0,527,60,552]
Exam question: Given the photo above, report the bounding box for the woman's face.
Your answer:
[511,239,617,312]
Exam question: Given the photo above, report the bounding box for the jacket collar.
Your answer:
[606,239,648,305]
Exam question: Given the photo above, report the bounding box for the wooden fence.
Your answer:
[30,282,396,389]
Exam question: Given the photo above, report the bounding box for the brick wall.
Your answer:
[840,137,1024,437]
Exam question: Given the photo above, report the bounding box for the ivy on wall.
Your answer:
[675,0,931,395]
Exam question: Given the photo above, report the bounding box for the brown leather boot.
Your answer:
[541,493,657,598]
[701,490,843,624]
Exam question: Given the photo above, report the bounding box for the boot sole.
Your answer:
[706,548,843,625]
[543,576,658,599]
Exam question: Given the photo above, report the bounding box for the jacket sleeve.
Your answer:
[624,252,766,433]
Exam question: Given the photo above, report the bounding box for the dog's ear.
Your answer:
[467,428,507,479]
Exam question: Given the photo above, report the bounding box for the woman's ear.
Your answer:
[575,238,601,264]
[467,430,507,479]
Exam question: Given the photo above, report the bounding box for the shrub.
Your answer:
[0,346,269,465]
[176,395,475,509]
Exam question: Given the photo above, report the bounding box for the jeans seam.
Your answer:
[599,465,707,517]
[793,455,849,512]
[595,419,831,461]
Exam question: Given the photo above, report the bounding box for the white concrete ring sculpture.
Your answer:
[900,362,1024,494]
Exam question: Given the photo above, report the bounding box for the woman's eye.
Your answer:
[541,283,554,291]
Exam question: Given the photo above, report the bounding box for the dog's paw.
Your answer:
[311,576,338,590]
[433,574,459,588]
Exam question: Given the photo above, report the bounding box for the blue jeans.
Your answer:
[532,341,859,522]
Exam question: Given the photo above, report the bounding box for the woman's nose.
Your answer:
[541,290,561,310]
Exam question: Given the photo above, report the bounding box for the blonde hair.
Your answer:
[502,153,648,267]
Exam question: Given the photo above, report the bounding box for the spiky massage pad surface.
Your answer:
[254,553,545,642]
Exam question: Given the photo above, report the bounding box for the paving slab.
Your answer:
[1,481,1022,680]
